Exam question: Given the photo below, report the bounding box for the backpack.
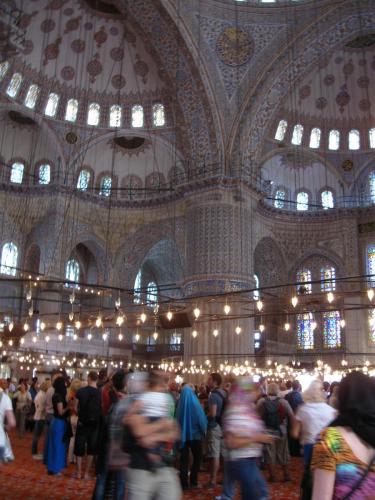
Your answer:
[263,397,285,434]
[80,389,101,426]
[212,389,228,427]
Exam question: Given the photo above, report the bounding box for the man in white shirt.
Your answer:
[0,383,16,463]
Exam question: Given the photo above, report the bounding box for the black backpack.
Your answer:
[263,397,284,433]
[80,389,101,426]
[212,389,227,427]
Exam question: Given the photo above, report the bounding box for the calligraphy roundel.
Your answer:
[216,27,253,67]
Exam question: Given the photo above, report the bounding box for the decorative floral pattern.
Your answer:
[61,66,75,81]
[41,18,56,33]
[94,26,108,48]
[111,74,126,90]
[71,39,85,53]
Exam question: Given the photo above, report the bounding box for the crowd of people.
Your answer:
[0,368,375,499]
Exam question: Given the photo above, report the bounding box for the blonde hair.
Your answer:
[267,383,279,396]
[303,380,326,403]
[70,379,82,393]
[39,381,49,392]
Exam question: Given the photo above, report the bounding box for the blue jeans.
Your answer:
[32,419,45,455]
[226,458,268,500]
[220,459,236,499]
[303,444,314,467]
[93,470,125,500]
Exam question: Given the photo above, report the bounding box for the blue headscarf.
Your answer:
[176,385,207,448]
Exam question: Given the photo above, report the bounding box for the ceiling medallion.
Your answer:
[341,159,353,172]
[216,27,253,67]
[66,132,78,144]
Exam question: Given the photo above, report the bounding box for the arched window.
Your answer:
[309,128,321,149]
[99,176,112,197]
[370,172,375,204]
[10,162,24,184]
[348,129,360,150]
[297,312,314,350]
[367,245,375,286]
[38,164,51,185]
[109,105,122,127]
[274,189,286,209]
[152,103,165,127]
[131,105,144,128]
[77,170,91,190]
[0,61,9,81]
[296,191,309,211]
[65,259,80,286]
[321,190,334,209]
[275,120,288,141]
[0,242,18,276]
[87,102,100,126]
[321,266,336,292]
[369,128,375,149]
[291,124,304,145]
[65,99,78,122]
[24,84,40,109]
[6,73,22,98]
[323,311,342,348]
[253,274,260,300]
[369,309,375,344]
[328,129,340,150]
[134,270,142,304]
[45,93,59,117]
[146,281,158,305]
[297,268,312,294]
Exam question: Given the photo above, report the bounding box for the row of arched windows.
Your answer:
[297,311,342,350]
[8,162,51,185]
[275,119,375,151]
[0,64,166,128]
[133,270,158,305]
[274,188,334,211]
[296,266,336,294]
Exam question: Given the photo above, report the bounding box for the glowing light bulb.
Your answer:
[312,321,317,331]
[118,333,123,341]
[193,307,200,319]
[28,306,33,317]
[102,332,108,341]
[135,333,140,342]
[116,315,124,327]
[73,334,77,341]
[224,304,231,315]
[192,330,198,338]
[56,321,62,331]
[75,320,81,329]
[213,329,219,337]
[284,322,290,331]
[259,324,265,332]
[166,310,173,321]
[95,316,102,328]
[140,312,147,323]
[235,326,242,335]
[69,292,75,304]
[20,338,24,345]
[291,296,298,308]
[24,323,29,332]
[368,289,375,301]
[26,289,32,302]
[69,311,74,321]
[40,321,46,331]
[32,336,36,343]
[87,333,92,341]
[256,300,263,312]
[45,335,50,342]
[340,318,346,328]
[8,339,13,346]
[327,292,334,303]
[58,334,63,341]
[153,332,158,341]
[8,321,13,332]
[115,296,121,309]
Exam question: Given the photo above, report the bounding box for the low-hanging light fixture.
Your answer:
[192,329,198,338]
[235,325,242,335]
[256,300,263,312]
[116,314,124,327]
[95,316,102,328]
[291,296,298,308]
[213,328,219,337]
[193,307,201,320]
[166,309,173,321]
[140,311,147,323]
[284,321,290,331]
[259,323,265,332]
[224,302,231,315]
[368,288,375,301]
[327,292,334,303]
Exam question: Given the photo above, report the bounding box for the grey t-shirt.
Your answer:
[208,388,226,428]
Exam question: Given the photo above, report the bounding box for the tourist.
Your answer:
[45,377,71,475]
[257,382,295,482]
[328,381,340,409]
[176,384,207,490]
[13,381,32,437]
[206,372,227,488]
[284,380,303,412]
[312,372,375,499]
[67,378,82,464]
[74,371,101,480]
[32,380,50,459]
[0,379,15,464]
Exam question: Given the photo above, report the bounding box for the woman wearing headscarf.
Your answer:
[44,377,71,475]
[176,384,207,490]
[312,372,375,499]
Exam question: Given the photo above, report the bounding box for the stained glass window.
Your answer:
[134,270,142,304]
[77,170,90,190]
[109,105,122,127]
[275,120,288,141]
[99,176,112,197]
[297,268,312,294]
[321,190,334,209]
[38,164,51,185]
[152,103,165,127]
[0,242,18,276]
[320,266,336,292]
[146,281,158,305]
[253,274,260,300]
[309,128,321,149]
[274,189,286,208]
[297,313,314,350]
[10,162,24,183]
[45,93,59,117]
[348,129,360,150]
[65,99,78,122]
[291,124,304,145]
[131,105,144,128]
[369,309,375,344]
[296,191,309,211]
[0,61,9,81]
[24,84,40,109]
[87,103,100,126]
[65,259,80,286]
[367,245,375,286]
[323,311,342,348]
[6,73,22,98]
[370,129,375,149]
[370,172,375,204]
[328,130,340,150]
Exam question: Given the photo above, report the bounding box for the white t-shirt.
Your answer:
[34,391,46,421]
[0,390,13,447]
[296,402,337,445]
[138,391,173,418]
